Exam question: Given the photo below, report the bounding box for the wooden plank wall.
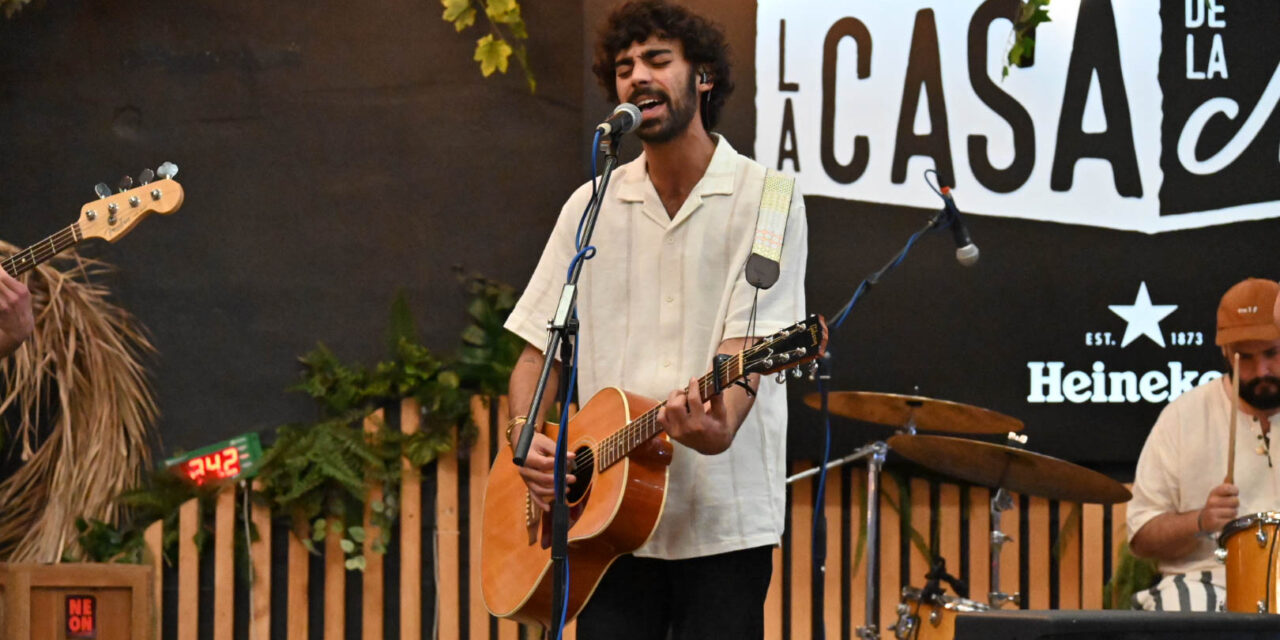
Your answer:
[141,400,1129,639]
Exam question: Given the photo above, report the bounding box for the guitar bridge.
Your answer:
[525,491,540,545]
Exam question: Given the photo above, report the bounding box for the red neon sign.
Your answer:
[66,595,96,638]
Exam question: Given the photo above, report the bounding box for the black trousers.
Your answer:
[574,545,774,640]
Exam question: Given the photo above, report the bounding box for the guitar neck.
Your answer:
[1,223,82,277]
[596,351,746,470]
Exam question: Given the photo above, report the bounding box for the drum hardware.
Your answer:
[787,440,887,640]
[889,585,991,640]
[857,441,888,640]
[886,430,1133,609]
[988,487,1020,608]
[1257,520,1268,546]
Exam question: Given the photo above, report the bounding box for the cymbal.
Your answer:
[887,434,1131,504]
[804,391,1023,434]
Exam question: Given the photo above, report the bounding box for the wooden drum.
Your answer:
[891,586,990,640]
[1219,511,1280,613]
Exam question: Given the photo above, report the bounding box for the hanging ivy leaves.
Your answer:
[1004,0,1052,80]
[441,0,536,92]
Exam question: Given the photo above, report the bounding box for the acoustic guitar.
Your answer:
[481,314,828,627]
[1,163,183,278]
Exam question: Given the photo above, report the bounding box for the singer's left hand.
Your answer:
[659,376,736,454]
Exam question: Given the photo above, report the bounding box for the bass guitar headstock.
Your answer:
[80,162,183,243]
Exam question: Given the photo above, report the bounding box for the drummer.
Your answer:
[1128,278,1280,611]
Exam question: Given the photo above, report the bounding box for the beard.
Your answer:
[1240,375,1280,411]
[634,71,699,144]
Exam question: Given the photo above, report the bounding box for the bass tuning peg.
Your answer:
[156,162,179,180]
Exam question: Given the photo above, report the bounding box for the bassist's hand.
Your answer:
[0,271,33,358]
[517,431,576,512]
[659,377,733,455]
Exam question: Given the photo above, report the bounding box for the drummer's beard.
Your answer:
[1240,375,1280,411]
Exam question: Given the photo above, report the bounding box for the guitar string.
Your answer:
[571,353,741,472]
[2,225,78,274]
[1,224,80,276]
[564,325,808,472]
[573,325,802,471]
[588,324,809,469]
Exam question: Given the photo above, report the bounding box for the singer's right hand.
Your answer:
[518,431,576,512]
[1198,483,1239,534]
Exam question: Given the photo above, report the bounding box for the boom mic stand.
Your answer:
[818,196,961,640]
[510,131,624,638]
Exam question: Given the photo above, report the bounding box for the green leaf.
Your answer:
[474,34,513,77]
[340,538,356,553]
[438,370,461,389]
[441,0,471,22]
[348,526,366,542]
[453,7,476,31]
[486,0,517,15]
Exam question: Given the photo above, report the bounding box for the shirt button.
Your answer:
[663,360,671,368]
[665,237,674,244]
[665,295,674,303]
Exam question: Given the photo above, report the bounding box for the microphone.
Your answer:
[940,186,979,267]
[596,103,642,137]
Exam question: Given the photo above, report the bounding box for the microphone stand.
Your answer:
[511,131,623,637]
[823,201,956,640]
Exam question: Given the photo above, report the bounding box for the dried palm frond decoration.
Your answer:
[0,241,159,562]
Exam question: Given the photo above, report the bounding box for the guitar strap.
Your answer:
[745,168,795,290]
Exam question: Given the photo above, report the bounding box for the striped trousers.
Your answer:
[1132,570,1226,612]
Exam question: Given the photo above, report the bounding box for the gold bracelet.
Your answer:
[505,415,528,448]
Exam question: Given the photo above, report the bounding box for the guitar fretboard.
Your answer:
[1,223,82,277]
[594,352,746,470]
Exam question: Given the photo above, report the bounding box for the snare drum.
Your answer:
[1219,511,1280,613]
[891,586,990,640]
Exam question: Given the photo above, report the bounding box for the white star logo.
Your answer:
[1108,282,1177,348]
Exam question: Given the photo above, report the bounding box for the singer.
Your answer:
[501,1,808,637]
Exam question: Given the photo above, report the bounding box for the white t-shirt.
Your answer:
[1128,376,1280,576]
[504,136,808,559]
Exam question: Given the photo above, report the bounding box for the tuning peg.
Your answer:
[156,162,179,180]
[117,175,134,192]
[94,183,111,199]
[137,168,155,186]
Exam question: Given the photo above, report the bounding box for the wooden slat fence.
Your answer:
[141,399,1130,639]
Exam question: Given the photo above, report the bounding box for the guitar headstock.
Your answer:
[79,163,183,243]
[743,314,829,377]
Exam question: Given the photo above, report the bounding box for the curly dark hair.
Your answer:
[592,1,735,131]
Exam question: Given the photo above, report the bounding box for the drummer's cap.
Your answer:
[1216,278,1280,346]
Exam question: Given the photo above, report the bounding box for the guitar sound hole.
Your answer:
[565,445,595,505]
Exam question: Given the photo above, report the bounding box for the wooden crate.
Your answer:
[0,563,153,640]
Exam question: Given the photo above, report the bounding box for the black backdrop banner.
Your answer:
[0,0,1273,480]
[742,0,1280,476]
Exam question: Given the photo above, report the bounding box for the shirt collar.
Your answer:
[616,133,736,203]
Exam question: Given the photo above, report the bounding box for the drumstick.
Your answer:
[1226,352,1240,485]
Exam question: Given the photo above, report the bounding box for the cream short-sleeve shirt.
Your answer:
[1128,377,1280,577]
[504,136,808,559]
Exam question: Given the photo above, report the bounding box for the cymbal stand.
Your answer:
[989,431,1027,608]
[857,441,888,640]
[988,487,1020,608]
[785,439,887,639]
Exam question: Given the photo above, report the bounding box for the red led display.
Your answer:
[181,446,242,485]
